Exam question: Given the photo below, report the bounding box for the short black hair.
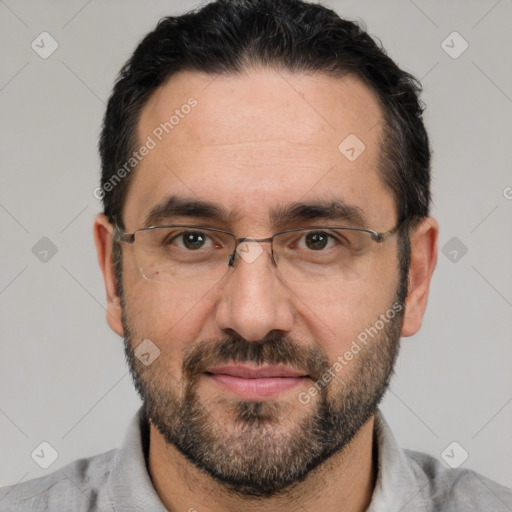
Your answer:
[100,0,431,302]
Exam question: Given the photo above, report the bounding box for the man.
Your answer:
[1,0,511,510]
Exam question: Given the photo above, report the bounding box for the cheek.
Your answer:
[291,266,399,360]
[121,243,213,333]
[123,278,215,361]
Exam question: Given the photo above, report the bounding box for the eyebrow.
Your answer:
[142,195,366,229]
[269,200,366,229]
[143,196,236,227]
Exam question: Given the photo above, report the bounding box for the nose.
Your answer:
[215,241,294,341]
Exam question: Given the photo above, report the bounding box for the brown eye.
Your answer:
[183,232,206,250]
[304,232,329,250]
[170,231,212,250]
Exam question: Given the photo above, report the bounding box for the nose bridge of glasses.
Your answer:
[235,236,274,245]
[228,236,275,267]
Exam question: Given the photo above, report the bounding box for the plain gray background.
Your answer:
[1,0,511,491]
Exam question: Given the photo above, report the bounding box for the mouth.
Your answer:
[203,364,310,400]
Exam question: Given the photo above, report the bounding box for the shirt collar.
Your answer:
[367,409,429,512]
[107,406,168,511]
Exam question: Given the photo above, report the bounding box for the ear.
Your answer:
[401,217,438,337]
[93,213,124,337]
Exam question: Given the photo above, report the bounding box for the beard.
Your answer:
[121,285,405,498]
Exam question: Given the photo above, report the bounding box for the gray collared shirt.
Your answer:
[1,407,511,511]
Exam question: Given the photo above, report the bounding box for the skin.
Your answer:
[94,68,438,512]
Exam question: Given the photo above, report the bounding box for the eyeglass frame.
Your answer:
[112,219,405,271]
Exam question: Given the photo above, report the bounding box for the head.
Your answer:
[94,0,438,498]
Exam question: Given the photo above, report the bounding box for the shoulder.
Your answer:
[0,449,118,512]
[404,448,512,511]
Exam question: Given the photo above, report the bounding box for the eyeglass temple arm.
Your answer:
[373,219,407,243]
[113,226,135,244]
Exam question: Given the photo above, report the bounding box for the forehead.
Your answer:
[123,68,394,231]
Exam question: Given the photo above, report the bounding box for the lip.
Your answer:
[204,364,309,400]
[206,364,307,379]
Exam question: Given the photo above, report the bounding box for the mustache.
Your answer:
[182,332,331,382]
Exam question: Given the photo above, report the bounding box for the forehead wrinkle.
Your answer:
[165,139,334,149]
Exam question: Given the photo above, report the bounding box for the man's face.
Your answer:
[117,69,404,496]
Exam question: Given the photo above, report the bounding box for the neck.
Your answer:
[147,415,377,512]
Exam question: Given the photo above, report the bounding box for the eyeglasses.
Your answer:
[113,222,402,285]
